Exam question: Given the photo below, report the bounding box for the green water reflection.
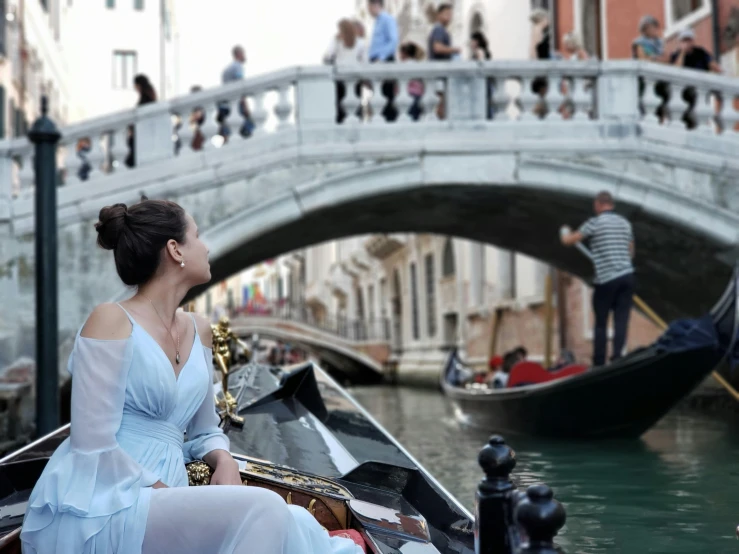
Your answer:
[349,385,739,554]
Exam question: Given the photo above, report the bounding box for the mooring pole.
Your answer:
[29,96,61,436]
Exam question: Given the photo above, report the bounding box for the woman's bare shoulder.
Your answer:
[191,313,213,348]
[80,303,133,340]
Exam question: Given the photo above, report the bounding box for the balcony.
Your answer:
[365,234,406,260]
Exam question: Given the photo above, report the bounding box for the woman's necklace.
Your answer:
[140,293,181,365]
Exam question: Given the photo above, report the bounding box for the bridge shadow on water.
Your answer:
[349,384,739,554]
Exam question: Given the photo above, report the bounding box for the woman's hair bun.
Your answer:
[95,203,128,250]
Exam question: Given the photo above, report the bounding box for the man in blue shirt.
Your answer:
[368,0,399,121]
[218,45,253,140]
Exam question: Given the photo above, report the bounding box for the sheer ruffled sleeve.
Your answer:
[182,347,230,463]
[25,335,158,525]
[69,336,161,487]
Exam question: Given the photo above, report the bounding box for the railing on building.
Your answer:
[0,60,737,195]
[234,300,391,343]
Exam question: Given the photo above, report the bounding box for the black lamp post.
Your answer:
[28,96,61,437]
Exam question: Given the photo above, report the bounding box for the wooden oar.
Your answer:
[561,226,739,401]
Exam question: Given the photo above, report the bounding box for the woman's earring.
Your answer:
[180,260,185,268]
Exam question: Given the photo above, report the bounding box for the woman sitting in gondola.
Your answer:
[20,199,362,554]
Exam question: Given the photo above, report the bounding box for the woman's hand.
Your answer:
[210,456,242,486]
[205,450,242,486]
[152,481,168,489]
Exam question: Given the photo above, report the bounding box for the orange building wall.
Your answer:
[556,0,575,47]
[605,0,664,59]
[558,0,735,60]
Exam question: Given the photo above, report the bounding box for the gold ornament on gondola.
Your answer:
[211,316,248,428]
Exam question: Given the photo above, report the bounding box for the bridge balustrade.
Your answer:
[1,61,736,196]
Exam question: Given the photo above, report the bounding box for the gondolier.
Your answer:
[561,191,635,367]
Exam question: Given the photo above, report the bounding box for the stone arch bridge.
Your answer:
[0,59,737,364]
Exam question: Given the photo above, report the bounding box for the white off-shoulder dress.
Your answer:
[20,306,362,554]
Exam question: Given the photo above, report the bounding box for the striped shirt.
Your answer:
[578,211,634,285]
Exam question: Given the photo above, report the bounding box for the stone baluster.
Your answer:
[251,90,269,135]
[693,86,716,135]
[111,127,130,170]
[177,111,196,154]
[200,105,221,148]
[544,73,565,121]
[250,91,269,135]
[474,435,517,554]
[518,76,540,121]
[341,79,362,125]
[63,141,82,186]
[226,94,246,141]
[494,78,513,121]
[274,83,293,131]
[515,485,567,554]
[422,78,440,122]
[641,77,662,125]
[86,135,106,181]
[18,149,34,189]
[394,77,413,123]
[571,76,592,121]
[369,78,386,124]
[665,82,685,129]
[0,155,14,206]
[719,91,739,135]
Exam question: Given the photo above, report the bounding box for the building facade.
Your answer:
[60,0,179,118]
[196,233,662,384]
[0,0,78,140]
[352,0,737,74]
[191,0,685,383]
[0,0,179,139]
[555,0,737,71]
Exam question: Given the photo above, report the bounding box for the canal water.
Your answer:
[349,385,739,554]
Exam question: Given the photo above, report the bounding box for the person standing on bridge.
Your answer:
[367,0,399,121]
[561,191,635,367]
[218,45,254,140]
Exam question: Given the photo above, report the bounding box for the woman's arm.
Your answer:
[185,314,241,484]
[182,314,232,461]
[71,303,163,488]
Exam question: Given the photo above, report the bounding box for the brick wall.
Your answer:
[464,273,661,367]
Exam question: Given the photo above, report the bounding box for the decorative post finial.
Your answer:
[41,95,49,117]
[475,435,518,554]
[515,484,567,554]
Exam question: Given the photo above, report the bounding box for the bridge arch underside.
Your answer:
[201,179,736,323]
[233,325,384,384]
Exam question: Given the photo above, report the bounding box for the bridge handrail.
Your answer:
[2,60,736,151]
[233,300,392,343]
[1,60,737,195]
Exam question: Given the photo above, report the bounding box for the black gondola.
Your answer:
[441,268,739,439]
[0,361,478,553]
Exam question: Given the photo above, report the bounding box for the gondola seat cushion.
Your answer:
[507,362,551,387]
[328,529,367,552]
[507,362,588,387]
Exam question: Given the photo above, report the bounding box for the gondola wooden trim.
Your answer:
[0,527,21,550]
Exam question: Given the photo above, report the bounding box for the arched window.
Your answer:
[442,238,455,277]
